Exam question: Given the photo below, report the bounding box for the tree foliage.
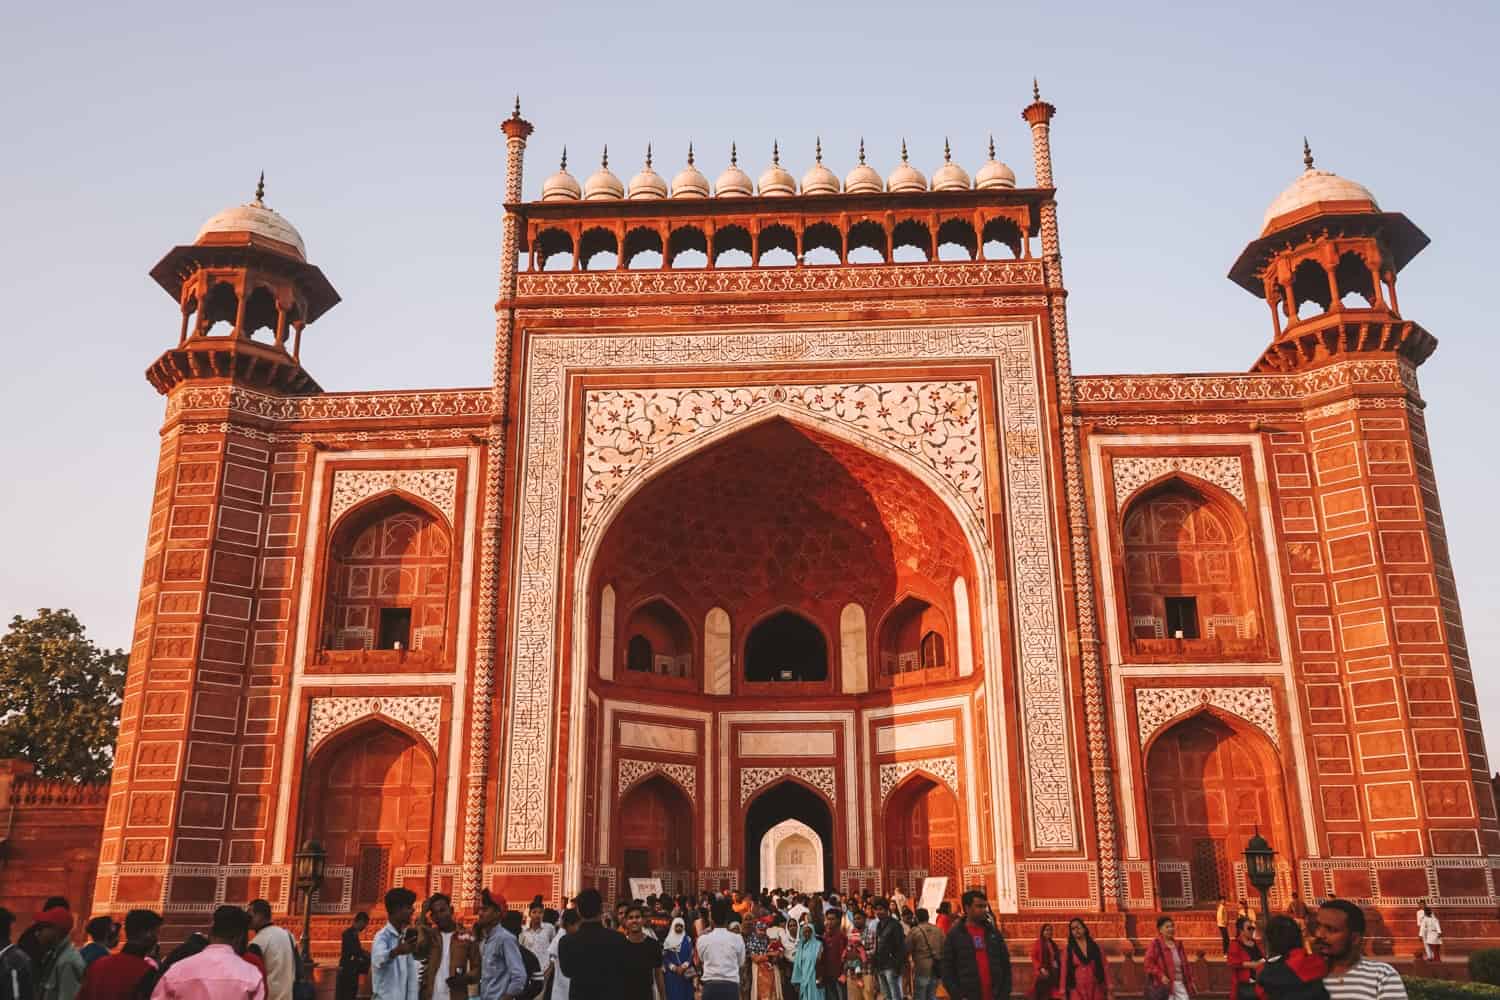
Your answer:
[0,609,126,782]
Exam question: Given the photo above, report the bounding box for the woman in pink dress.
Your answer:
[1060,918,1110,1000]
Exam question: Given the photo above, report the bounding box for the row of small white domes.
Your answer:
[540,139,1018,201]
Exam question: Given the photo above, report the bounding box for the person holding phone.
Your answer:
[372,889,420,1000]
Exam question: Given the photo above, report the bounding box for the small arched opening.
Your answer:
[300,719,436,906]
[980,217,1024,259]
[847,220,888,264]
[579,227,619,271]
[802,221,842,265]
[935,218,978,261]
[757,223,797,267]
[242,286,279,342]
[745,610,827,683]
[536,227,575,271]
[667,225,708,269]
[891,219,932,263]
[713,224,753,268]
[622,598,693,679]
[200,282,238,336]
[1335,251,1376,308]
[618,774,694,882]
[878,595,949,679]
[1291,258,1332,319]
[623,227,664,270]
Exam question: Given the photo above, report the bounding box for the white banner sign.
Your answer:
[628,877,664,900]
[917,876,948,917]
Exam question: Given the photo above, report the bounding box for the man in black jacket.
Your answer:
[872,898,909,1000]
[555,889,627,1000]
[940,890,1012,1000]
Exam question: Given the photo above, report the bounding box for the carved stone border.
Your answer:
[1134,686,1279,749]
[306,696,443,756]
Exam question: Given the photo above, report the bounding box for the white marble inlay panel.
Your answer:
[618,720,697,755]
[876,718,956,755]
[738,731,837,758]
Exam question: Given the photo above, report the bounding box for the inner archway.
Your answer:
[884,773,960,889]
[299,720,436,906]
[617,775,694,884]
[760,818,824,893]
[745,781,834,892]
[1145,712,1291,907]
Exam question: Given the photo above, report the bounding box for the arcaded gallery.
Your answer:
[91,87,1500,948]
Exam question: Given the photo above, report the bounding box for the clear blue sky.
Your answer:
[5,2,1499,763]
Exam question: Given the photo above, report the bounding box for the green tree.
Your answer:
[0,609,126,782]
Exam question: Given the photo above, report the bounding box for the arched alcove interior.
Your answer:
[622,598,693,678]
[588,417,977,696]
[745,610,826,682]
[1144,712,1291,907]
[300,719,436,905]
[324,495,451,654]
[745,781,834,892]
[760,818,824,893]
[884,773,960,881]
[1121,479,1260,651]
[618,774,694,880]
[877,595,949,677]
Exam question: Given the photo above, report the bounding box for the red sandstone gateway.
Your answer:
[68,89,1493,955]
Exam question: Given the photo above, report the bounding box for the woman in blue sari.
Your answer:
[662,917,695,1000]
[790,922,821,1000]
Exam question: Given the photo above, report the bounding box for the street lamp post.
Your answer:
[1244,831,1277,926]
[294,840,328,984]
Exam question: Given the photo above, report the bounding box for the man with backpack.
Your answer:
[906,909,944,1000]
[0,909,35,1000]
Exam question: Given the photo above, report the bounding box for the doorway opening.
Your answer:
[744,780,834,892]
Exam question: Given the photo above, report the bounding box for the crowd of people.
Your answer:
[0,886,1414,1000]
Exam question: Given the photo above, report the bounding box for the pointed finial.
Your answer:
[254,171,265,204]
[560,147,568,171]
[772,140,780,166]
[1033,77,1041,101]
[901,139,909,163]
[815,136,823,164]
[944,137,952,162]
[1303,136,1315,170]
[687,142,695,166]
[858,137,867,164]
[730,141,738,166]
[646,143,653,169]
[988,134,996,159]
[602,145,609,168]
[512,95,521,119]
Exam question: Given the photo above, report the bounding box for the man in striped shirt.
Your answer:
[1314,899,1407,1000]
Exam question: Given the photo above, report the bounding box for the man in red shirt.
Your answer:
[816,909,848,995]
[940,890,1011,1000]
[78,910,163,1000]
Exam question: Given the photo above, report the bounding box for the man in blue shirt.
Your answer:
[371,889,419,1000]
[479,907,527,1000]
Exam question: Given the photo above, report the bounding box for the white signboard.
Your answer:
[629,877,664,901]
[917,876,948,917]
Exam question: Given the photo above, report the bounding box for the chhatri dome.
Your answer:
[931,138,971,192]
[583,147,624,201]
[195,173,307,260]
[716,143,754,197]
[758,142,796,196]
[975,136,1017,190]
[671,144,710,199]
[540,148,581,201]
[886,140,928,193]
[627,146,669,200]
[844,139,882,195]
[1261,140,1379,234]
[800,138,840,196]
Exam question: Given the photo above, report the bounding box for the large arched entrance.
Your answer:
[300,720,436,905]
[745,781,835,892]
[885,774,961,891]
[617,775,694,886]
[1145,712,1291,907]
[760,819,823,893]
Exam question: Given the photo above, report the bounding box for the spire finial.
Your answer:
[560,147,567,171]
[254,171,265,204]
[988,134,996,159]
[687,141,695,166]
[815,136,823,164]
[772,140,780,166]
[901,138,909,163]
[1033,77,1041,101]
[646,143,653,169]
[512,95,521,119]
[944,137,952,162]
[858,137,866,165]
[730,141,738,166]
[602,145,609,169]
[1303,136,1315,170]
